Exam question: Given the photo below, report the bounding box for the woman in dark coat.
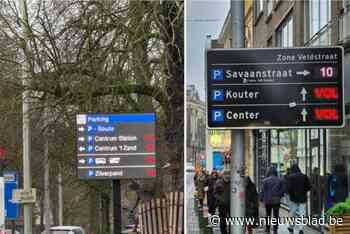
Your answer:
[245,176,259,234]
[207,170,219,215]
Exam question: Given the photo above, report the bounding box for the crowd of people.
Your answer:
[193,164,349,234]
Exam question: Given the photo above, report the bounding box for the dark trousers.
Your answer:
[207,191,216,214]
[265,203,280,231]
[218,206,230,234]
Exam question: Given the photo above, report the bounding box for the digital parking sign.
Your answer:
[76,113,156,179]
[206,47,344,129]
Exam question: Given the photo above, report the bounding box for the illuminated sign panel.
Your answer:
[76,113,156,179]
[206,47,344,129]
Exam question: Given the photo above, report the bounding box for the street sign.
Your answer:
[3,171,18,220]
[11,189,36,204]
[76,113,156,179]
[206,47,344,129]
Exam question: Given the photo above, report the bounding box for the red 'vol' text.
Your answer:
[314,108,339,121]
[314,87,338,99]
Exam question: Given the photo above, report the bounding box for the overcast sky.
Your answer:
[186,0,230,101]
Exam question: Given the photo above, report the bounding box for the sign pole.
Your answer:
[230,1,245,234]
[19,0,33,233]
[112,180,122,234]
[0,147,4,232]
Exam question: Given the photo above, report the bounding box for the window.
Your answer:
[255,0,264,20]
[276,15,293,47]
[267,0,273,15]
[309,0,331,45]
[346,0,350,11]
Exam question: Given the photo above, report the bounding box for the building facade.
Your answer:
[251,0,350,231]
[214,0,350,232]
[186,85,206,168]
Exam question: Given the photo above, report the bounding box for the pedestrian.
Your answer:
[196,169,207,209]
[326,164,348,210]
[332,164,348,204]
[245,176,259,234]
[207,170,219,216]
[260,166,284,234]
[310,167,324,217]
[214,170,230,234]
[194,170,199,198]
[286,164,311,234]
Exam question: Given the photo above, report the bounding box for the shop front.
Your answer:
[254,114,350,230]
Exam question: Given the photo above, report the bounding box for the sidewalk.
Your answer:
[187,172,201,233]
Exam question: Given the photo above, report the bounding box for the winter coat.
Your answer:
[327,173,348,206]
[261,175,284,205]
[214,177,230,207]
[245,179,259,222]
[207,175,218,193]
[310,172,325,215]
[196,174,206,200]
[286,165,311,203]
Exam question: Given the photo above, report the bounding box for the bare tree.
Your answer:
[0,0,183,232]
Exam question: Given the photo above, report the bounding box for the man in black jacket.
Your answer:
[214,171,230,234]
[286,164,312,234]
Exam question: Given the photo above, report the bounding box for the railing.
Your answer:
[138,192,184,234]
[305,21,333,46]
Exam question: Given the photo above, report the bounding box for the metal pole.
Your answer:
[58,166,63,226]
[277,130,281,176]
[0,153,4,232]
[112,180,122,234]
[19,0,33,233]
[230,1,245,234]
[43,112,51,234]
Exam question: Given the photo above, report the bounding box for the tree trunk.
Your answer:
[89,189,99,233]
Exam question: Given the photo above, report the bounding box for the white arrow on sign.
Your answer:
[78,127,84,132]
[296,70,311,76]
[300,88,307,102]
[79,146,85,152]
[78,159,86,164]
[289,102,296,108]
[301,108,308,122]
[78,137,85,142]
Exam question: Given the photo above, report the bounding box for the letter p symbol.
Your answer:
[212,109,224,122]
[212,69,224,81]
[212,89,224,101]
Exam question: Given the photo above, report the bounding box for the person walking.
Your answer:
[286,164,311,234]
[245,176,259,234]
[260,166,284,234]
[207,170,219,216]
[214,171,230,234]
[196,169,207,209]
[310,167,324,217]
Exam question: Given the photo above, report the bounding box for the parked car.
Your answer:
[40,226,86,234]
